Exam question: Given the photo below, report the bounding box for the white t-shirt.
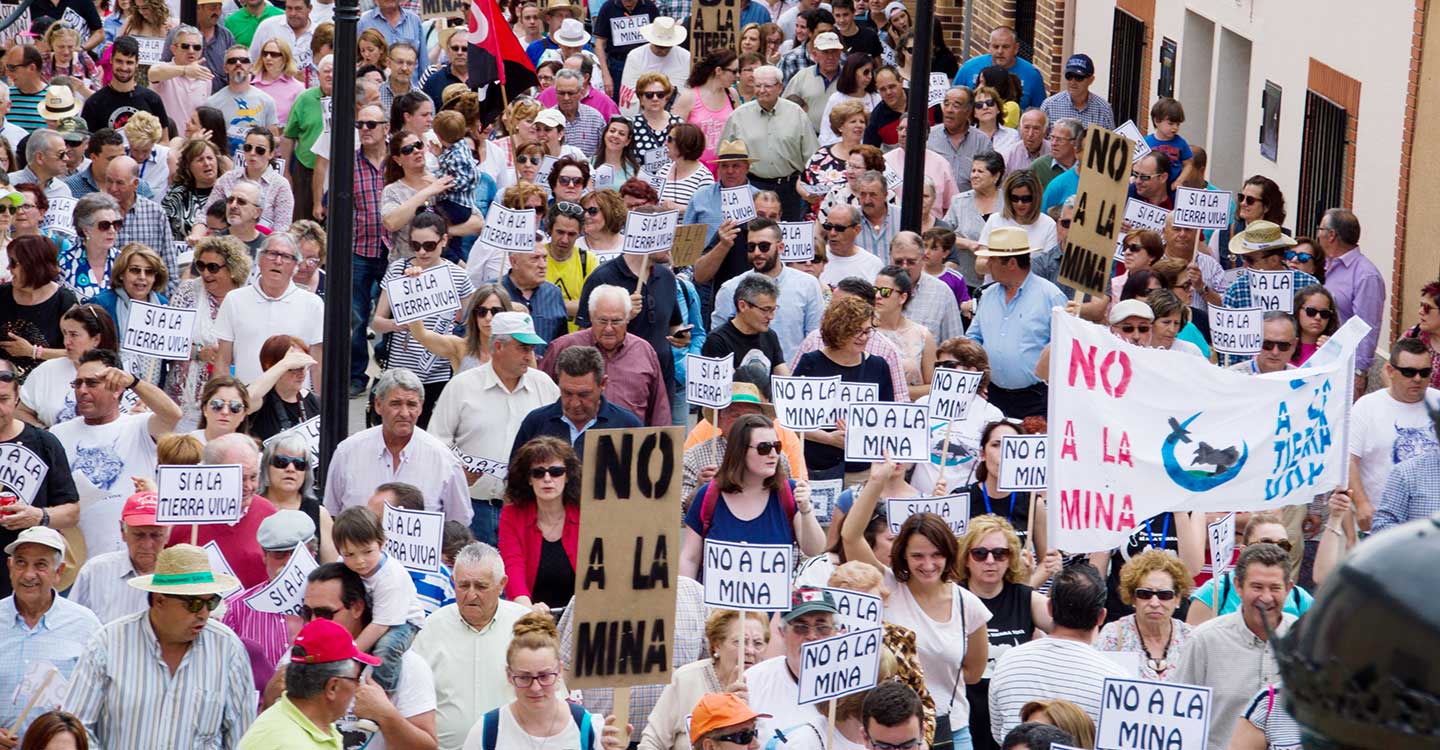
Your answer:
[745,656,826,750]
[20,357,78,427]
[337,650,436,750]
[50,413,158,556]
[214,282,325,383]
[979,213,1058,260]
[819,249,884,289]
[363,554,426,629]
[908,393,1006,495]
[881,569,991,722]
[1348,388,1440,500]
[460,702,605,750]
[1169,338,1206,358]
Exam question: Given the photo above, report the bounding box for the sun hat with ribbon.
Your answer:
[36,84,81,120]
[128,543,241,597]
[1228,220,1298,256]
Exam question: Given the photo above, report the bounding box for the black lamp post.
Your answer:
[899,0,936,230]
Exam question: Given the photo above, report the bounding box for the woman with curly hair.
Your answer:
[792,294,897,476]
[1097,549,1194,681]
[42,24,100,94]
[163,236,251,431]
[123,111,170,197]
[499,436,582,612]
[162,138,223,238]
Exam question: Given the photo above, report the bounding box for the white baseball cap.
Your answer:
[492,312,547,345]
[4,526,66,557]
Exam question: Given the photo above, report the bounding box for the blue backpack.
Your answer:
[479,702,593,750]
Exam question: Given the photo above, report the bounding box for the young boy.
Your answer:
[332,506,425,692]
[1143,97,1193,186]
[432,109,479,262]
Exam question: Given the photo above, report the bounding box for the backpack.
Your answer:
[479,701,593,750]
[697,478,797,537]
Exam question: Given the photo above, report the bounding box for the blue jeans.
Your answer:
[370,622,418,692]
[350,254,388,386]
[952,725,973,750]
[469,499,501,547]
[670,387,688,426]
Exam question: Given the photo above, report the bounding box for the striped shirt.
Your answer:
[8,85,46,132]
[221,581,292,672]
[410,564,456,617]
[380,258,475,383]
[561,103,607,158]
[67,549,150,626]
[1039,90,1117,130]
[988,637,1129,743]
[1375,451,1440,532]
[1242,685,1303,749]
[1174,612,1295,750]
[64,610,256,750]
[0,594,103,735]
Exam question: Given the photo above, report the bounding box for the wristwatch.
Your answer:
[128,373,141,390]
[39,508,49,528]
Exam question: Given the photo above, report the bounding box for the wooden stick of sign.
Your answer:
[635,254,652,294]
[1070,288,1085,315]
[191,524,199,546]
[613,686,630,748]
[941,418,956,462]
[825,698,838,750]
[10,670,54,734]
[1026,492,1038,548]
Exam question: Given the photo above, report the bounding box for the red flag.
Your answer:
[468,0,532,85]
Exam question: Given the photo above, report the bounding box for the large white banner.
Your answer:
[1045,309,1366,552]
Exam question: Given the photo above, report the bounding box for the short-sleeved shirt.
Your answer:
[205,85,279,155]
[791,350,895,473]
[362,553,425,629]
[701,320,785,373]
[283,87,326,170]
[594,0,659,61]
[1241,685,1303,750]
[79,85,171,135]
[224,4,283,46]
[213,283,325,383]
[50,413,157,558]
[682,480,795,550]
[0,424,79,597]
[1143,133,1193,185]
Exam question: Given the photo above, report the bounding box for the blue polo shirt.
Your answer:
[359,9,426,83]
[1041,165,1079,213]
[952,54,1048,109]
[510,398,643,459]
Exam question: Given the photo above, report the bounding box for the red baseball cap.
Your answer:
[290,618,382,666]
[121,492,159,526]
[689,693,770,745]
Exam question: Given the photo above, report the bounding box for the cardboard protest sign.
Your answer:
[420,0,465,18]
[808,477,841,525]
[1114,121,1151,162]
[928,72,949,107]
[820,586,882,634]
[1046,310,1365,552]
[719,187,756,225]
[623,210,680,254]
[1208,513,1236,578]
[0,444,48,506]
[202,540,243,597]
[885,494,968,536]
[120,301,196,360]
[830,382,879,428]
[478,204,537,254]
[451,446,508,481]
[845,403,928,463]
[686,354,733,409]
[780,221,815,262]
[245,543,318,615]
[690,0,740,63]
[1248,269,1295,313]
[1208,307,1264,356]
[1173,188,1232,229]
[670,224,709,268]
[1096,678,1212,750]
[998,434,1047,492]
[702,540,792,611]
[570,426,683,690]
[798,628,883,705]
[384,266,462,326]
[155,464,244,524]
[383,503,444,574]
[1059,126,1133,297]
[39,197,76,236]
[928,369,985,423]
[772,375,840,431]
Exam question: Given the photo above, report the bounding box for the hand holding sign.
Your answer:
[686,354,734,409]
[1208,513,1236,578]
[719,187,756,225]
[623,209,680,254]
[156,464,245,525]
[702,540,792,611]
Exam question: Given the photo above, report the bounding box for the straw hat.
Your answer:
[1228,220,1297,256]
[974,226,1034,257]
[543,0,580,19]
[36,85,81,120]
[640,17,686,47]
[128,543,241,597]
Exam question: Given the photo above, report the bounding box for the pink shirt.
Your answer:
[536,85,622,122]
[222,579,300,681]
[884,147,961,220]
[153,75,213,136]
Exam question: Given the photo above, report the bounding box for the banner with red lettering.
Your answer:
[1045,310,1368,553]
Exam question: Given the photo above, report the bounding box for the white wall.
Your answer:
[1070,0,1412,338]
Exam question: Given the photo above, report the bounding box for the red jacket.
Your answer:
[498,501,580,600]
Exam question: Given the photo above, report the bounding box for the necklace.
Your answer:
[517,702,568,750]
[1139,617,1174,675]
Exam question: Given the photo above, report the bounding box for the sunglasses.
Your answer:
[1252,537,1294,552]
[0,371,16,383]
[557,175,584,187]
[242,143,269,155]
[529,465,567,479]
[822,222,854,232]
[0,205,15,215]
[207,398,245,414]
[399,142,425,155]
[1117,324,1151,334]
[1285,251,1314,264]
[474,305,507,318]
[516,154,542,166]
[1238,194,1263,206]
[300,604,339,621]
[271,455,309,471]
[126,265,157,277]
[192,259,225,274]
[974,99,997,108]
[227,196,252,206]
[357,120,386,130]
[261,50,282,59]
[1301,306,1333,320]
[935,359,960,369]
[415,239,446,252]
[1422,302,1438,315]
[712,729,759,745]
[641,90,668,100]
[1132,172,1161,182]
[875,287,896,298]
[751,241,776,253]
[1133,588,1176,601]
[788,622,834,636]
[1058,218,1071,227]
[584,205,602,215]
[970,546,1011,562]
[751,440,782,456]
[1123,243,1144,253]
[96,219,125,231]
[555,200,584,216]
[71,377,106,389]
[1261,339,1295,352]
[226,56,250,65]
[177,42,203,51]
[1064,72,1087,81]
[1394,365,1435,380]
[166,593,223,613]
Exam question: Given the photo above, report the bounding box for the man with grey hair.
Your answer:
[170,432,279,589]
[855,170,901,262]
[541,285,670,425]
[929,86,992,192]
[221,178,266,255]
[1030,117,1082,194]
[512,345,642,456]
[711,217,824,361]
[412,542,529,750]
[704,269,790,376]
[430,313,558,545]
[722,64,817,220]
[240,616,375,748]
[10,127,72,200]
[216,230,325,383]
[552,68,605,156]
[326,367,473,526]
[149,24,214,129]
[886,231,964,343]
[378,40,417,112]
[107,153,179,291]
[818,203,883,288]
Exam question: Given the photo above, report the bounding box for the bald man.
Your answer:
[106,154,179,293]
[951,27,1048,109]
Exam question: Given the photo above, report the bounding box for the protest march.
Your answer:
[0,0,1435,748]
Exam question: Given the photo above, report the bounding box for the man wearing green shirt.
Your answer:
[721,64,817,221]
[225,0,284,47]
[281,54,331,223]
[238,618,378,749]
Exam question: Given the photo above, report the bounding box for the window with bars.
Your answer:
[1109,10,1146,126]
[1015,0,1037,61]
[1296,90,1348,236]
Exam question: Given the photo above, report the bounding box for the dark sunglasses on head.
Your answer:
[970,546,1011,562]
[1133,588,1176,601]
[414,239,442,252]
[474,305,506,318]
[242,143,269,155]
[1238,194,1263,206]
[357,120,387,130]
[1261,339,1294,352]
[177,42,203,51]
[529,465,567,479]
[1395,365,1435,380]
[96,219,125,231]
[166,593,223,612]
[271,455,309,471]
[207,398,245,414]
[751,440,782,456]
[1301,306,1333,320]
[1008,193,1033,204]
[193,259,226,274]
[399,141,425,155]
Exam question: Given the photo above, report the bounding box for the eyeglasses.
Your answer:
[1238,194,1263,206]
[474,305,507,318]
[242,143,269,155]
[1058,218,1072,228]
[300,604,339,621]
[178,42,203,51]
[509,670,560,688]
[641,90,668,100]
[822,222,854,232]
[414,239,442,252]
[96,219,125,231]
[1394,365,1435,380]
[193,259,226,274]
[165,593,223,613]
[357,120,387,130]
[1261,339,1295,352]
[868,739,924,750]
[70,377,106,389]
[126,265,157,276]
[1008,193,1033,204]
[1285,251,1313,264]
[516,154,542,166]
[557,175,584,187]
[1300,306,1333,320]
[751,440,782,456]
[529,465,567,479]
[1251,537,1294,552]
[226,56,250,65]
[271,454,309,471]
[787,622,834,637]
[399,141,425,155]
[969,546,1011,562]
[1133,588,1176,601]
[712,729,759,745]
[227,196,253,207]
[207,398,245,414]
[1132,172,1161,182]
[1422,302,1437,315]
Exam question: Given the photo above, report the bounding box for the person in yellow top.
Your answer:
[238,618,382,750]
[544,201,598,331]
[682,382,809,506]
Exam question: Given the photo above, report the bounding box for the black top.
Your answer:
[531,537,576,608]
[80,85,172,135]
[250,390,320,443]
[30,0,103,39]
[0,284,80,379]
[701,320,785,372]
[1105,511,1180,622]
[791,350,895,474]
[967,581,1035,750]
[838,24,885,58]
[964,482,1034,550]
[0,424,80,598]
[575,257,682,389]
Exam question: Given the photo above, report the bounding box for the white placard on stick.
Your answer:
[623,209,680,254]
[831,382,879,427]
[262,415,321,468]
[383,503,444,574]
[120,300,196,360]
[1115,120,1151,162]
[808,477,841,525]
[820,586,882,634]
[244,543,319,615]
[1208,307,1264,356]
[1125,198,1170,231]
[719,186,757,225]
[928,72,949,108]
[772,375,840,431]
[0,443,48,506]
[202,540,243,597]
[685,354,734,409]
[845,402,928,463]
[479,203,537,253]
[1208,512,1236,579]
[1096,678,1212,750]
[1247,269,1295,313]
[997,434,1047,492]
[1173,188,1232,229]
[885,494,968,536]
[451,446,508,481]
[927,368,985,423]
[702,540,792,611]
[155,464,244,525]
[384,265,462,326]
[779,221,815,262]
[797,627,883,705]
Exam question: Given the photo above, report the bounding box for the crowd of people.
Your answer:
[0,0,1435,748]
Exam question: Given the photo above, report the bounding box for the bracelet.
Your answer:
[32,344,40,360]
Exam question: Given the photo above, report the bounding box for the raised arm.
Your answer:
[841,455,897,573]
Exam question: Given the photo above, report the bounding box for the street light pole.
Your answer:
[900,0,936,230]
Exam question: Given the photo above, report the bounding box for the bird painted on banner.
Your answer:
[1162,413,1249,491]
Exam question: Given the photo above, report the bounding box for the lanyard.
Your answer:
[980,483,1017,524]
[1142,514,1171,550]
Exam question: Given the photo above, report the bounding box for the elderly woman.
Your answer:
[801,100,866,216]
[945,151,1005,288]
[0,236,79,379]
[500,436,583,613]
[576,188,626,258]
[874,265,936,400]
[253,37,305,124]
[1097,549,1195,681]
[164,236,252,432]
[793,295,897,476]
[640,609,770,750]
[258,430,335,561]
[123,112,170,198]
[246,334,320,441]
[290,220,326,296]
[819,144,890,218]
[59,192,125,301]
[1145,289,1206,358]
[632,72,682,158]
[820,53,879,146]
[42,24,100,93]
[162,139,224,238]
[206,127,294,232]
[93,243,169,383]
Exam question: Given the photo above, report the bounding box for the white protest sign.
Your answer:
[383,503,444,574]
[884,167,903,192]
[155,464,244,524]
[9,661,64,719]
[1208,307,1264,356]
[1173,188,1232,229]
[928,368,984,423]
[452,445,508,481]
[39,197,76,236]
[928,72,949,108]
[1115,121,1151,162]
[1208,513,1236,578]
[610,14,647,45]
[120,300,196,360]
[262,416,321,468]
[1097,678,1212,750]
[808,478,842,525]
[0,443,48,506]
[538,155,557,184]
[845,402,928,463]
[797,627,882,705]
[686,354,733,409]
[1248,269,1295,313]
[780,221,815,262]
[998,434,1047,492]
[202,540,244,597]
[885,494,968,536]
[1125,199,1170,231]
[830,382,879,427]
[623,209,680,254]
[479,203,538,253]
[244,543,319,615]
[772,375,840,431]
[702,540,792,611]
[135,36,164,64]
[719,186,757,225]
[384,266,461,326]
[819,586,882,634]
[643,146,670,174]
